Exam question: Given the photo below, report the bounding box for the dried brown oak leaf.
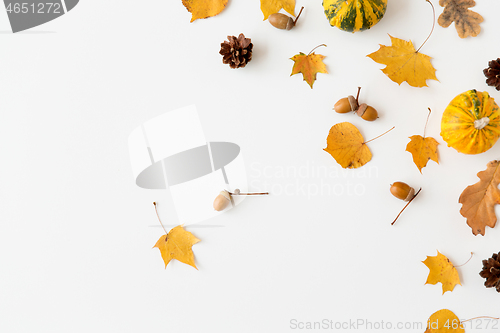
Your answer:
[438,0,483,38]
[459,160,500,236]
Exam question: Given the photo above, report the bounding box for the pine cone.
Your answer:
[484,58,500,90]
[219,33,253,69]
[479,252,500,292]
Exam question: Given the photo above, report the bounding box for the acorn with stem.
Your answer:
[213,189,269,211]
[334,87,379,121]
[390,182,421,225]
[269,6,304,30]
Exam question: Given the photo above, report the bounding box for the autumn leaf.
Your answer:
[438,0,483,38]
[459,160,500,236]
[291,46,327,89]
[324,122,372,169]
[182,0,228,23]
[367,35,438,88]
[406,136,439,173]
[406,109,439,173]
[422,251,461,294]
[154,225,200,269]
[260,0,295,20]
[425,309,464,333]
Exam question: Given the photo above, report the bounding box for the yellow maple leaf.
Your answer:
[406,135,439,173]
[260,0,295,20]
[153,225,200,269]
[367,35,438,87]
[182,0,228,23]
[290,49,327,89]
[425,309,464,333]
[324,122,372,169]
[422,251,461,294]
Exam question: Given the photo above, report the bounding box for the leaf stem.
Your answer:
[294,6,304,23]
[454,252,474,268]
[461,316,500,323]
[364,126,395,144]
[392,188,421,225]
[153,202,168,234]
[308,44,327,56]
[416,0,435,53]
[423,107,432,138]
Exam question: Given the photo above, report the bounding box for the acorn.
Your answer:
[334,87,379,121]
[334,95,358,114]
[356,103,379,121]
[213,189,269,211]
[269,7,304,30]
[390,182,415,201]
[213,190,231,211]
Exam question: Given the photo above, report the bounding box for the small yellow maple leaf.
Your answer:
[367,35,438,87]
[260,0,295,20]
[425,309,464,333]
[422,251,461,294]
[290,50,327,89]
[153,225,200,269]
[324,122,372,169]
[406,135,439,173]
[182,0,228,23]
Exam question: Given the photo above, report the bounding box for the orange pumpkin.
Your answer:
[441,89,500,154]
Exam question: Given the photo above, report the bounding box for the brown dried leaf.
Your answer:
[438,0,483,38]
[459,160,500,236]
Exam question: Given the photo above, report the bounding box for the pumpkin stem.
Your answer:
[416,0,435,53]
[474,117,490,130]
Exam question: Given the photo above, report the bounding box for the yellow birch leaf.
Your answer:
[425,309,464,333]
[422,251,461,294]
[324,122,372,169]
[260,0,295,20]
[290,51,327,89]
[153,225,200,269]
[406,135,439,173]
[367,35,438,87]
[182,0,228,23]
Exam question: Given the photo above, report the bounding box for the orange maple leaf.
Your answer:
[154,225,200,269]
[367,35,438,87]
[422,251,461,294]
[406,135,439,173]
[290,46,328,89]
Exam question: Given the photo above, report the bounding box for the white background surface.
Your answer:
[2,0,500,332]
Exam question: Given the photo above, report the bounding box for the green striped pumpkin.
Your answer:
[323,0,387,33]
[441,90,500,154]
